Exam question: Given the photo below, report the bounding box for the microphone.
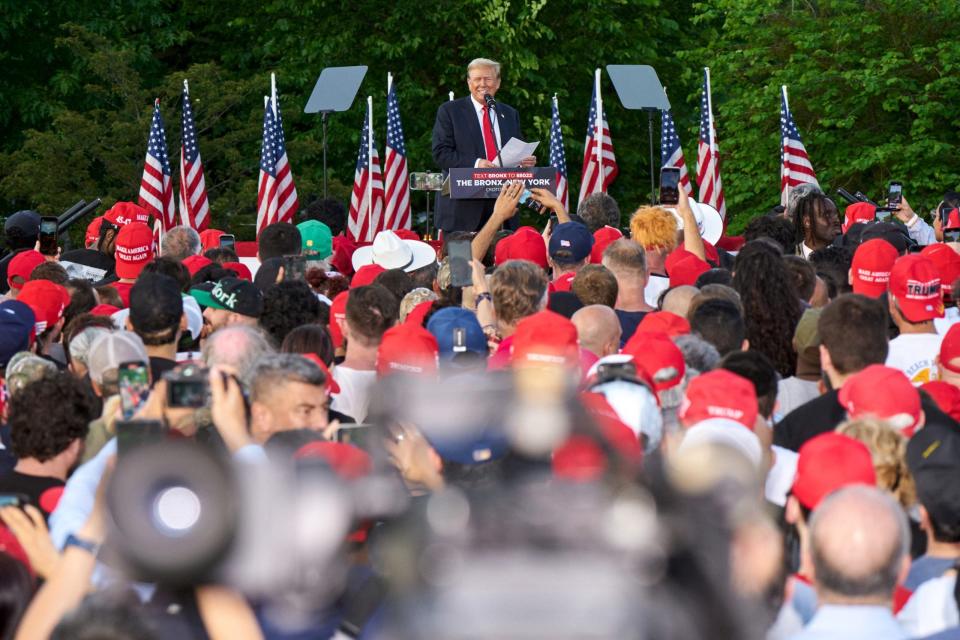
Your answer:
[483,93,496,109]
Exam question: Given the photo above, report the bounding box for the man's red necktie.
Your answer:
[481,106,498,162]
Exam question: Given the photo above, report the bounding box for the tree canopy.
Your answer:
[2,0,958,240]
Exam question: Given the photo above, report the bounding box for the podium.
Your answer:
[445,167,557,200]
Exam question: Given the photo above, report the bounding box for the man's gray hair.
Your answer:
[673,334,720,378]
[161,226,202,262]
[809,485,909,600]
[467,58,501,79]
[203,325,274,388]
[249,353,326,403]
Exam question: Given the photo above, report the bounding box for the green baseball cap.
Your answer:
[297,220,333,259]
[189,278,263,318]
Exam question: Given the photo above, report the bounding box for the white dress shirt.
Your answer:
[471,96,502,166]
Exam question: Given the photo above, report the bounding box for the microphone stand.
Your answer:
[484,95,505,168]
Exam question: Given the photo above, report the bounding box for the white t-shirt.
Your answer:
[644,274,670,308]
[330,366,378,423]
[886,332,944,385]
[764,445,798,508]
[935,306,960,335]
[897,573,958,638]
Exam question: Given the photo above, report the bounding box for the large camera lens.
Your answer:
[106,440,238,586]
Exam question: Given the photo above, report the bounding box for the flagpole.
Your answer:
[367,95,373,240]
[270,73,278,117]
[704,67,714,152]
[449,91,454,101]
[594,68,603,189]
[781,85,790,207]
[179,79,189,226]
[387,72,393,94]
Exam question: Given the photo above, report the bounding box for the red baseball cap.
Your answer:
[495,227,548,270]
[85,216,104,247]
[851,238,898,298]
[668,253,711,287]
[702,240,720,266]
[330,291,349,349]
[621,331,685,391]
[350,264,386,289]
[635,311,691,337]
[404,300,434,327]
[7,250,46,290]
[838,364,921,436]
[792,432,876,510]
[940,323,960,374]
[921,243,960,300]
[18,280,70,333]
[103,201,150,227]
[843,202,877,233]
[294,441,371,480]
[300,353,341,395]
[394,229,421,241]
[223,262,252,281]
[182,255,213,277]
[590,226,623,264]
[679,369,758,429]
[553,393,642,481]
[199,229,225,252]
[90,304,121,317]
[511,309,580,369]
[114,222,154,279]
[889,254,944,322]
[376,323,439,377]
[921,381,960,422]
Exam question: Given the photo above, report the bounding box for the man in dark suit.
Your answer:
[432,58,536,234]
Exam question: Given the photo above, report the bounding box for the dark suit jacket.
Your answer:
[431,96,522,233]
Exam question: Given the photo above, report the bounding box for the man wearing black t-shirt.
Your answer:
[0,373,94,517]
[775,294,890,451]
[601,239,654,346]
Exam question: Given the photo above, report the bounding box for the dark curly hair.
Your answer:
[732,241,802,377]
[8,373,94,461]
[744,215,795,255]
[793,192,838,252]
[259,280,321,347]
[305,268,349,301]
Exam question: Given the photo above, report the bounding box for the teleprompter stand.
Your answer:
[304,66,368,200]
[606,65,670,204]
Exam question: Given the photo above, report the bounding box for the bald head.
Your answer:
[571,305,621,358]
[661,285,699,318]
[807,485,909,604]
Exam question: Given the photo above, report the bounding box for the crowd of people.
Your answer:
[0,180,959,639]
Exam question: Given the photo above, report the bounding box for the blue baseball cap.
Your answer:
[0,301,35,369]
[548,222,594,263]
[426,308,488,363]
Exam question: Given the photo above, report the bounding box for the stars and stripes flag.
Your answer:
[549,94,569,211]
[696,67,726,221]
[347,97,385,242]
[577,68,618,206]
[256,73,299,237]
[138,99,175,231]
[780,85,819,207]
[178,79,210,231]
[382,74,411,231]
[660,108,693,196]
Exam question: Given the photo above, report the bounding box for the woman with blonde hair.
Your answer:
[835,417,915,509]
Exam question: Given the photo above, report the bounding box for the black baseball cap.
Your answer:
[906,423,960,530]
[4,210,40,242]
[190,277,263,318]
[129,273,184,335]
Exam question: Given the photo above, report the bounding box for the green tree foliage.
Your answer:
[2,0,958,239]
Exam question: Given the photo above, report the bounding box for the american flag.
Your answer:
[780,85,819,207]
[347,97,385,243]
[549,95,569,211]
[696,67,726,221]
[256,74,299,237]
[138,99,175,231]
[178,80,210,231]
[660,108,693,196]
[577,69,618,206]
[382,76,411,231]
